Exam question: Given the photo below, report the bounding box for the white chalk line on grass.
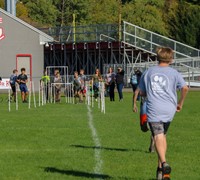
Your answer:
[87,105,103,175]
[0,149,68,152]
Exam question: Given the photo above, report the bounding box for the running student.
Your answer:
[133,87,155,153]
[17,68,28,103]
[138,47,188,180]
[10,69,18,102]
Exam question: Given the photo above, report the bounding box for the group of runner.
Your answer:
[8,46,188,180]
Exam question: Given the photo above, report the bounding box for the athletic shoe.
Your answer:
[162,162,171,180]
[156,167,162,180]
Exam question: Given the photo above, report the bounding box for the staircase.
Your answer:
[123,21,200,87]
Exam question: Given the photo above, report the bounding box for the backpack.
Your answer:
[130,74,137,85]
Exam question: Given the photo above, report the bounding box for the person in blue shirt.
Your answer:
[130,68,142,101]
[138,47,188,180]
[133,87,155,153]
[10,69,18,102]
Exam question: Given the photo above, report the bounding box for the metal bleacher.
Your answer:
[123,21,200,87]
[42,21,200,87]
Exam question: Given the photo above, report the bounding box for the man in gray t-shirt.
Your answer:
[139,47,188,180]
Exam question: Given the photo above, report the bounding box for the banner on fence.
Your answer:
[0,79,11,89]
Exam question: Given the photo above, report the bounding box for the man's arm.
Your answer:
[177,85,189,112]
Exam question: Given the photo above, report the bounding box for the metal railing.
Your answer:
[40,24,118,43]
[123,21,200,59]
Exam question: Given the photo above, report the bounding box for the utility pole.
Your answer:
[118,0,122,41]
[5,0,17,16]
[72,13,76,43]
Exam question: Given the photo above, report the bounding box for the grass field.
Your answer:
[0,90,199,180]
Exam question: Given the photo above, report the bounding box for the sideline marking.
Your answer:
[87,105,103,175]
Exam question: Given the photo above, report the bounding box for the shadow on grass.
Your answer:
[70,144,148,153]
[44,167,112,179]
[44,167,151,179]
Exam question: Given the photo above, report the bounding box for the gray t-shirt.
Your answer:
[139,65,186,123]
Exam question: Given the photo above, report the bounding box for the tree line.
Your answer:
[0,0,199,48]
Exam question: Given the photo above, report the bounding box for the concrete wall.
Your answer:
[0,12,43,90]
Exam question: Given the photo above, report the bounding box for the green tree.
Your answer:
[10,0,200,48]
[52,0,89,26]
[21,0,58,26]
[122,0,169,35]
[16,2,29,20]
[0,0,4,9]
[183,0,200,5]
[166,1,200,48]
[83,0,120,25]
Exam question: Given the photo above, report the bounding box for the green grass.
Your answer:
[0,91,199,179]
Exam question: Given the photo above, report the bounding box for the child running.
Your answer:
[138,47,188,180]
[133,87,155,153]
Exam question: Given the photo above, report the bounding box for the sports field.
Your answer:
[0,90,199,180]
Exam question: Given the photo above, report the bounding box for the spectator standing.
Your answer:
[92,68,102,101]
[74,71,82,103]
[54,72,62,102]
[106,67,115,101]
[79,69,87,98]
[41,69,50,101]
[116,67,124,101]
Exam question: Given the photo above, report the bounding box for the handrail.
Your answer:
[123,21,200,58]
[100,34,116,41]
[123,31,191,58]
[123,21,200,53]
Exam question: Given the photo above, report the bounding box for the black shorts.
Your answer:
[149,122,170,137]
[11,84,16,93]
